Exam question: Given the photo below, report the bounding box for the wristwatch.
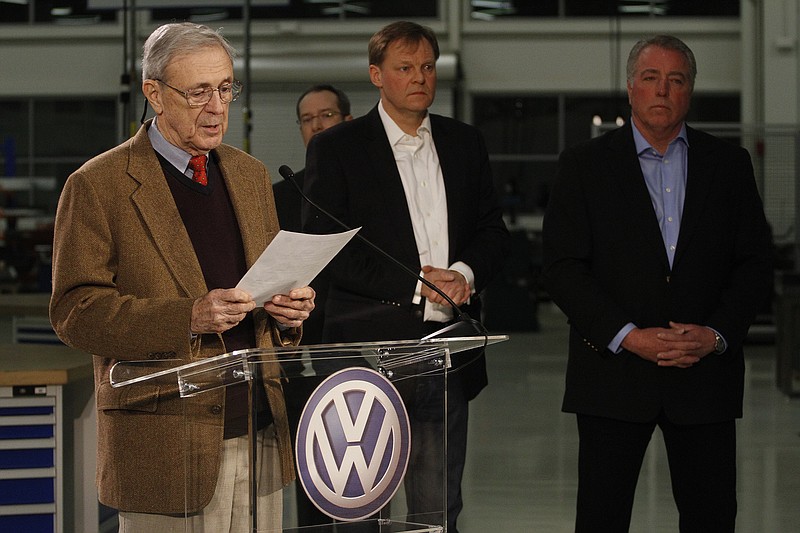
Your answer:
[713,331,725,354]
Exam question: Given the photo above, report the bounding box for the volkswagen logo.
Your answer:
[295,367,411,521]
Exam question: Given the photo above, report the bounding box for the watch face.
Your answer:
[714,333,724,353]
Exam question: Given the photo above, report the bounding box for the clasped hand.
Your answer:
[191,286,315,334]
[420,265,470,306]
[621,321,717,369]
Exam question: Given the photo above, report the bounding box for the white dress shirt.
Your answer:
[377,101,474,322]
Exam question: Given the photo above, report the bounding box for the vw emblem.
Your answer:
[295,367,411,521]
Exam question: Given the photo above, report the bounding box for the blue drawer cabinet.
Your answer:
[0,391,59,533]
[0,341,98,532]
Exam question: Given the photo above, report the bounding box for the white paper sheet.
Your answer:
[236,228,359,304]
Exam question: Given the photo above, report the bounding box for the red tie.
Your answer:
[188,154,208,186]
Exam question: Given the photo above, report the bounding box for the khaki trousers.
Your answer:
[119,426,282,532]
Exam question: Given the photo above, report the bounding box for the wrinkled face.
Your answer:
[143,45,234,155]
[297,90,347,147]
[627,45,692,143]
[369,38,436,123]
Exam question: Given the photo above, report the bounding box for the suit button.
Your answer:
[413,308,423,319]
[211,405,222,415]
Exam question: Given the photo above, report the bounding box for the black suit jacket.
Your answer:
[302,105,510,400]
[273,168,305,234]
[542,122,773,425]
[272,169,327,346]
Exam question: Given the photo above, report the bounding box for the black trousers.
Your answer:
[575,412,737,533]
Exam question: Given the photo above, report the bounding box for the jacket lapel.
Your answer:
[606,124,672,270]
[673,126,715,268]
[429,115,468,262]
[362,107,420,266]
[216,146,270,268]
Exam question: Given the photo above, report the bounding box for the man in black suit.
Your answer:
[303,21,509,533]
[542,35,773,532]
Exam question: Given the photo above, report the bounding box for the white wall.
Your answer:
[762,0,800,124]
[0,27,123,97]
[461,19,741,95]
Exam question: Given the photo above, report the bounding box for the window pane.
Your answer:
[470,0,739,19]
[491,160,558,217]
[665,0,739,16]
[150,7,242,21]
[687,94,741,122]
[473,96,559,155]
[586,0,740,17]
[152,0,438,22]
[1,97,118,294]
[0,2,29,23]
[564,95,629,149]
[34,100,117,158]
[0,101,30,177]
[34,0,116,23]
[471,1,558,19]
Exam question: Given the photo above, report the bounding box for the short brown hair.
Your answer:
[368,20,439,67]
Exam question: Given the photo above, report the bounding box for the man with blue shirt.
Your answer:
[542,35,772,532]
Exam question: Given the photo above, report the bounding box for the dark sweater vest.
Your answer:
[157,152,270,438]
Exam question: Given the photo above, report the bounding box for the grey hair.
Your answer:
[626,35,697,90]
[141,22,237,82]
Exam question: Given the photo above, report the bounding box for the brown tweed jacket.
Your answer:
[49,121,299,514]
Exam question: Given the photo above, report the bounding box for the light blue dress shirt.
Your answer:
[608,120,689,354]
[147,118,204,180]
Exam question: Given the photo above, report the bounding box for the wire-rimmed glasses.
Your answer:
[297,111,343,127]
[156,79,242,107]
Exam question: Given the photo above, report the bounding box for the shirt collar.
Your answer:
[147,117,202,173]
[377,100,431,146]
[631,117,689,155]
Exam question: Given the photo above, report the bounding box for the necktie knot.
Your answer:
[188,154,208,186]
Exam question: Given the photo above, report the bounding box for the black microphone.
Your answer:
[277,165,485,340]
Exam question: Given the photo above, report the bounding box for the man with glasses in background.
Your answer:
[50,22,315,532]
[296,84,353,150]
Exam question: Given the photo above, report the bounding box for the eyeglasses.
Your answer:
[297,111,342,127]
[156,79,242,107]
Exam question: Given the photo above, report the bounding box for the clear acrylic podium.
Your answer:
[109,335,507,532]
